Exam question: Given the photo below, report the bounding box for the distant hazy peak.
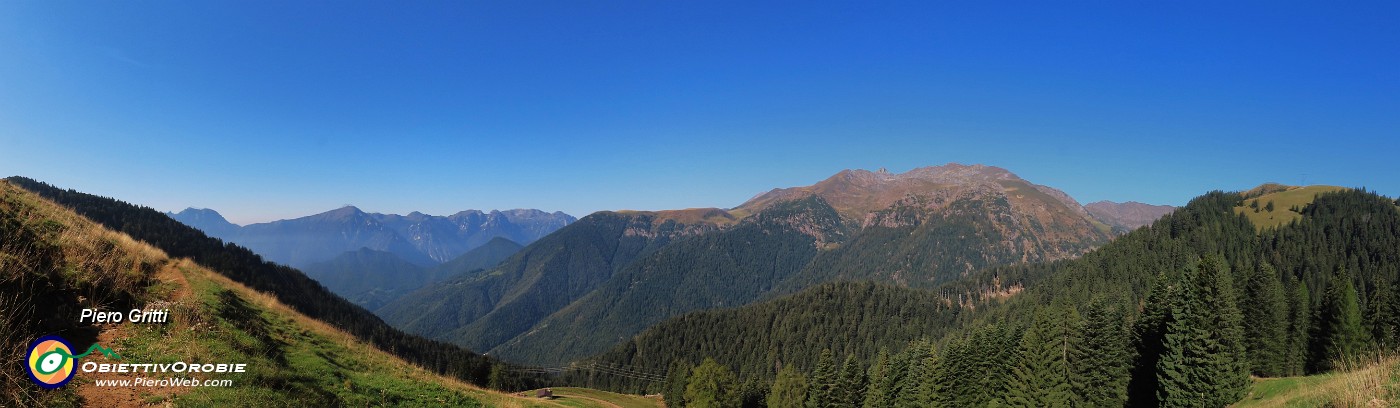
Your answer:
[1085,201,1176,231]
[736,162,1073,218]
[170,207,231,221]
[167,207,240,233]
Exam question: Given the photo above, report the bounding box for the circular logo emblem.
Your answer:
[27,335,76,389]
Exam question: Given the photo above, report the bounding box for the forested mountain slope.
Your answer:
[377,209,722,351]
[583,186,1400,407]
[301,237,523,311]
[382,164,1117,366]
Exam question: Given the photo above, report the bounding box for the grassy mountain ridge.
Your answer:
[0,180,565,407]
[4,177,511,391]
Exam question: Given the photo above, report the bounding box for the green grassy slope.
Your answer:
[1233,356,1398,407]
[1234,185,1347,231]
[0,180,562,407]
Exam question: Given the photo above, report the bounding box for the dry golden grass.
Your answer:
[1236,353,1399,408]
[1,180,172,406]
[0,180,568,407]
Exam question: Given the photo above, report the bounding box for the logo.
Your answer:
[25,335,122,388]
[27,336,76,389]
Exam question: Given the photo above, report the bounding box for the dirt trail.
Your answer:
[74,260,196,407]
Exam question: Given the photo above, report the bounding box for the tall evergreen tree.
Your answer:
[665,360,694,408]
[1286,275,1312,376]
[1311,268,1368,372]
[892,342,935,408]
[1242,263,1289,376]
[1004,306,1080,407]
[686,358,741,408]
[1157,256,1250,407]
[1077,297,1131,407]
[836,354,867,407]
[1365,277,1394,350]
[805,349,837,408]
[767,366,808,408]
[862,349,890,408]
[936,323,1019,407]
[1128,273,1175,408]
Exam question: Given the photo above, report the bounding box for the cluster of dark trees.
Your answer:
[5,177,536,390]
[596,188,1400,407]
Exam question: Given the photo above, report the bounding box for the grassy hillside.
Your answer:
[0,180,573,407]
[1234,356,1399,407]
[5,177,506,389]
[1234,185,1347,231]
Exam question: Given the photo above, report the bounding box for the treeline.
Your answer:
[592,188,1400,406]
[660,258,1380,407]
[5,177,537,390]
[580,282,964,391]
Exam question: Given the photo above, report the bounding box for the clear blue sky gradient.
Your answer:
[2,2,1396,224]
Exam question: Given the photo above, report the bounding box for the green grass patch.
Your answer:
[1234,185,1347,231]
[1232,357,1399,407]
[105,266,520,407]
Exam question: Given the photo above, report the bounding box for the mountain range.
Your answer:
[167,205,575,268]
[380,163,1173,365]
[301,237,524,310]
[1084,200,1176,233]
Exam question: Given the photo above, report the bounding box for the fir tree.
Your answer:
[1242,263,1289,376]
[861,349,890,408]
[805,349,837,408]
[1311,268,1368,372]
[1005,306,1080,407]
[836,354,867,406]
[767,366,808,408]
[1128,273,1175,408]
[1157,256,1250,407]
[892,342,935,408]
[665,360,694,408]
[1078,297,1131,407]
[1286,275,1311,376]
[686,358,741,408]
[1365,277,1394,350]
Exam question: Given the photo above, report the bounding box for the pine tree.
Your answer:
[835,354,866,407]
[805,349,837,408]
[767,366,808,408]
[487,363,505,390]
[1004,306,1079,407]
[892,342,935,408]
[1128,273,1175,408]
[1078,297,1131,407]
[1286,275,1312,376]
[1311,268,1368,372]
[1242,263,1289,376]
[686,358,741,408]
[861,349,890,408]
[666,360,694,408]
[1157,256,1250,407]
[1365,277,1394,350]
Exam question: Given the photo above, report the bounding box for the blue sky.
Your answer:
[2,1,1396,224]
